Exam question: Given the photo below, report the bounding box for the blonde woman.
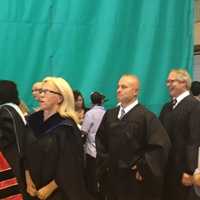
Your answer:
[25,77,91,200]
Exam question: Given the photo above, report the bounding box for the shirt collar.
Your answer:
[119,99,139,115]
[92,105,105,110]
[174,90,190,107]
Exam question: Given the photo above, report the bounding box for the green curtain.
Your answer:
[0,0,193,114]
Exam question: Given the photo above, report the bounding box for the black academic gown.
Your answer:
[96,104,171,200]
[26,111,92,200]
[160,95,200,200]
[0,105,28,198]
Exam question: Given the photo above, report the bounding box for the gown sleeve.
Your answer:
[185,103,200,173]
[95,113,110,179]
[54,125,92,200]
[137,114,171,196]
[0,107,16,150]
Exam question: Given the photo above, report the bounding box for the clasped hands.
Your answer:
[182,171,200,187]
[131,165,143,181]
[27,182,54,200]
[26,170,57,200]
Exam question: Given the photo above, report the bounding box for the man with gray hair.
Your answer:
[160,69,200,200]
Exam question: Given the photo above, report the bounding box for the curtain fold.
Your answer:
[0,0,193,113]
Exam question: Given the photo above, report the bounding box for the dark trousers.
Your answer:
[99,168,161,200]
[85,154,99,199]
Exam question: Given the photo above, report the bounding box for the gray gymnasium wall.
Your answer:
[194,55,200,81]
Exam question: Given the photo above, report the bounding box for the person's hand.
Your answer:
[182,173,193,186]
[27,182,37,197]
[131,165,143,181]
[26,180,37,197]
[136,171,143,181]
[37,180,58,200]
[25,170,37,196]
[37,185,52,200]
[193,172,200,187]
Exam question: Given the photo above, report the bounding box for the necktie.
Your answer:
[119,108,125,120]
[171,98,177,109]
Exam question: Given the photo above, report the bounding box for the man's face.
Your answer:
[166,72,187,98]
[32,85,41,101]
[117,76,139,106]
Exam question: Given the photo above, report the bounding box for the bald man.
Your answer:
[96,74,171,200]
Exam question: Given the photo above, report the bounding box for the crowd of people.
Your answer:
[1,69,200,200]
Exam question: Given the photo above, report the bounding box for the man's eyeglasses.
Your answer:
[39,89,62,96]
[32,89,41,92]
[166,79,178,84]
[166,79,184,84]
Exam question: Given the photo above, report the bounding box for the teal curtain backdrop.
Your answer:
[0,0,193,114]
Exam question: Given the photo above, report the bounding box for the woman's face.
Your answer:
[75,95,83,110]
[39,82,63,112]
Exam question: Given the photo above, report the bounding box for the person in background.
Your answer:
[184,80,200,197]
[190,81,200,101]
[32,82,43,101]
[32,81,43,111]
[96,74,171,200]
[160,69,200,200]
[25,77,92,200]
[0,80,29,199]
[73,90,88,127]
[81,91,106,199]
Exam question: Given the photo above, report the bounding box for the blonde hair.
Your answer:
[170,69,192,90]
[19,100,30,116]
[32,81,43,89]
[43,77,78,123]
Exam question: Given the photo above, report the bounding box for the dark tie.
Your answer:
[119,108,125,120]
[171,98,177,109]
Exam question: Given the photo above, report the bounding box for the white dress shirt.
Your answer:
[173,91,190,109]
[118,99,139,119]
[81,105,106,158]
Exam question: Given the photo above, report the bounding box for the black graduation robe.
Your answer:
[160,95,200,200]
[26,111,92,200]
[0,105,28,199]
[96,104,171,200]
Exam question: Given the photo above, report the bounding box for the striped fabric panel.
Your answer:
[0,170,14,181]
[4,194,23,200]
[0,152,11,172]
[0,178,18,190]
[0,184,21,199]
[0,152,23,200]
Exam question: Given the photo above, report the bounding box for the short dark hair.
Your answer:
[191,81,200,96]
[90,92,105,105]
[0,80,20,105]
